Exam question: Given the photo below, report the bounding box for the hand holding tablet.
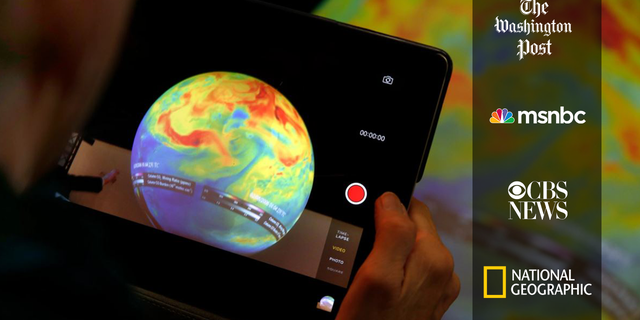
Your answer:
[337,193,459,320]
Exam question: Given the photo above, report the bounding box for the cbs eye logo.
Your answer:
[508,181,527,200]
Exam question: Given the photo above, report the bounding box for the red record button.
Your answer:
[345,183,367,205]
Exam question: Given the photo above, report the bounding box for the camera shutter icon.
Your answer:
[382,75,394,85]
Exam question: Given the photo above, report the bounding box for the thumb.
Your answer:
[369,192,417,267]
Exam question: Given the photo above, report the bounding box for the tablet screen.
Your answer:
[69,129,363,288]
[58,0,450,314]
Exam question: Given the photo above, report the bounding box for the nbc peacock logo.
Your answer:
[490,108,515,124]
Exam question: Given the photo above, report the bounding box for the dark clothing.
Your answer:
[34,168,103,200]
[0,173,138,319]
[66,175,103,193]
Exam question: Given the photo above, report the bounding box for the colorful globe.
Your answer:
[131,72,314,255]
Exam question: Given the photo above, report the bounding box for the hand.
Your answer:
[336,192,460,320]
[101,169,120,186]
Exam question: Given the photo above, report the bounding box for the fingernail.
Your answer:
[381,192,403,212]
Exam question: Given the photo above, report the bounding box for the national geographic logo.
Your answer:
[483,266,592,298]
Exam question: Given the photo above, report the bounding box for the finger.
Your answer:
[404,243,454,318]
[402,230,453,291]
[368,192,416,267]
[408,197,439,240]
[402,200,455,310]
[345,193,416,309]
[433,272,461,320]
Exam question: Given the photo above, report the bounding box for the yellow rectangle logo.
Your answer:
[483,266,506,298]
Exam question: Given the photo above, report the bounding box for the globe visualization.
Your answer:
[131,72,314,254]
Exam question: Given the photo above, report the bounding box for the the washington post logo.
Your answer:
[508,181,568,220]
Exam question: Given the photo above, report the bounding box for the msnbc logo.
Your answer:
[490,108,515,124]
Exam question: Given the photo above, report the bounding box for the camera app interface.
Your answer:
[58,0,446,290]
[66,71,363,288]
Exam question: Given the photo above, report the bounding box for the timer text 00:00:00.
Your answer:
[359,130,385,142]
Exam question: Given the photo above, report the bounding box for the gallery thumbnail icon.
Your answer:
[317,296,335,312]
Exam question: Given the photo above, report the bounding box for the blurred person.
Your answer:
[0,1,458,319]
[0,1,138,319]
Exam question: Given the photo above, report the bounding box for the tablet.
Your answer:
[62,0,451,318]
